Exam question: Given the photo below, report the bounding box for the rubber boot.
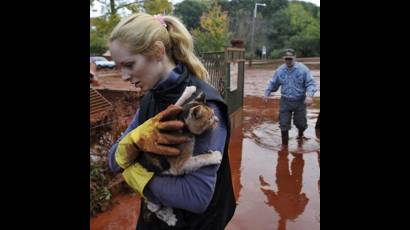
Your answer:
[281,131,289,146]
[298,129,304,139]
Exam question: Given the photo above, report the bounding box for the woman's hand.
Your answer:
[116,105,190,169]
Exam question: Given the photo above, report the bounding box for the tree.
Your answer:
[90,1,142,55]
[92,0,142,17]
[174,0,211,30]
[226,0,289,57]
[294,1,320,20]
[286,3,315,34]
[125,2,140,13]
[284,2,320,57]
[285,2,320,57]
[90,13,121,55]
[268,8,295,46]
[224,0,320,58]
[144,0,173,15]
[286,35,319,57]
[192,0,230,53]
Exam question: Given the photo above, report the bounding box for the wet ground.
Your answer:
[91,193,141,230]
[226,66,320,230]
[90,66,320,230]
[225,95,320,230]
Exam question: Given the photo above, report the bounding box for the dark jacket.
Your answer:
[136,64,236,230]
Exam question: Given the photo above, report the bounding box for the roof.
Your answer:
[103,50,111,57]
[91,70,138,92]
[90,88,113,121]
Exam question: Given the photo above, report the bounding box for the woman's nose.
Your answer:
[121,68,131,81]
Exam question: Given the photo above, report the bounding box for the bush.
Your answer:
[192,0,230,53]
[90,36,107,56]
[90,132,115,217]
[286,35,320,57]
[90,14,120,55]
[89,93,140,216]
[270,49,285,59]
[90,161,112,216]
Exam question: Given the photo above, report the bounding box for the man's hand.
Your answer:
[116,105,190,169]
[304,96,313,106]
[263,95,269,103]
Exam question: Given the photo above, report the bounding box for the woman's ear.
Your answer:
[153,41,166,61]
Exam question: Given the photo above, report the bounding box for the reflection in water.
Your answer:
[226,96,319,230]
[317,150,320,195]
[259,149,309,230]
[316,127,320,195]
[229,124,244,201]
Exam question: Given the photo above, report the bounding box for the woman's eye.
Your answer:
[124,62,134,68]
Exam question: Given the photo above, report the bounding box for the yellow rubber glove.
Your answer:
[115,104,190,169]
[122,162,154,198]
[115,105,190,197]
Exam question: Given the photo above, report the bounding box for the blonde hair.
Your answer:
[109,13,209,81]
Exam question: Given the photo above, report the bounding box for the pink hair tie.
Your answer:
[154,14,167,28]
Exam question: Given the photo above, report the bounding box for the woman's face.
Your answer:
[109,40,164,95]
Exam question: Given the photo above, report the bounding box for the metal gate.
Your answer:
[200,47,245,128]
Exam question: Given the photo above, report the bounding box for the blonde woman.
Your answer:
[107,13,236,229]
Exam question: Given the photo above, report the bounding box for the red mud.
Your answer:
[225,96,320,230]
[90,193,141,230]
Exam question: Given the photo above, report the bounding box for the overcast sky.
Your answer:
[171,0,320,6]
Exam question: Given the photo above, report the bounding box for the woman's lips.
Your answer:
[132,81,144,96]
[133,80,141,88]
[132,81,143,91]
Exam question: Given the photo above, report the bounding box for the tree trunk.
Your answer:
[110,0,116,15]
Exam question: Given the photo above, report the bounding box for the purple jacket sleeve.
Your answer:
[143,103,227,213]
[108,110,140,173]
